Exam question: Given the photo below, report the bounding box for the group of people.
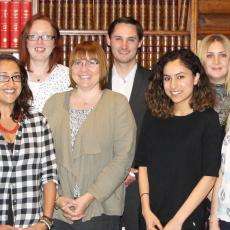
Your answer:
[0,13,229,230]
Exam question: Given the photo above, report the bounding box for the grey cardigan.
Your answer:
[43,89,136,222]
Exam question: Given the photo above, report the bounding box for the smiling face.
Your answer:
[163,59,199,113]
[203,41,230,84]
[0,60,22,108]
[71,56,100,91]
[26,19,55,62]
[107,23,142,65]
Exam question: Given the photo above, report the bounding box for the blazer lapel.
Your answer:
[129,66,142,108]
[107,68,112,89]
[55,93,73,167]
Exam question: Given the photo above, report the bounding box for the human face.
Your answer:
[107,23,142,65]
[0,60,22,108]
[163,59,199,112]
[71,57,100,91]
[203,41,230,84]
[26,20,55,62]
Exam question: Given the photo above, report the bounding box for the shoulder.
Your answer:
[47,91,68,103]
[51,64,70,80]
[43,91,70,113]
[199,108,219,121]
[53,64,69,73]
[137,65,151,79]
[102,89,129,105]
[196,108,220,133]
[142,110,163,125]
[23,112,47,126]
[101,90,133,120]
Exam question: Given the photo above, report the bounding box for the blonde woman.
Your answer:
[198,34,230,132]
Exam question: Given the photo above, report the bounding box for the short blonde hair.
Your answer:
[69,41,108,90]
[197,34,230,93]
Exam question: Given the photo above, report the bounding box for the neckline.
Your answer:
[173,111,196,119]
[69,89,104,111]
[27,65,56,84]
[70,107,93,112]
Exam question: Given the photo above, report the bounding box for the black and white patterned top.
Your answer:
[0,113,58,228]
[70,108,92,150]
[69,108,92,198]
[28,64,71,113]
[214,84,230,127]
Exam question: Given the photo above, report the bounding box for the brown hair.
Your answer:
[19,14,61,73]
[197,34,230,93]
[0,54,33,121]
[108,16,144,41]
[146,49,215,119]
[69,41,108,90]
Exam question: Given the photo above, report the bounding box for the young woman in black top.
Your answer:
[135,49,221,230]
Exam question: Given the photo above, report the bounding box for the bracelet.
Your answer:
[43,215,53,223]
[39,216,53,230]
[39,219,51,230]
[140,193,149,198]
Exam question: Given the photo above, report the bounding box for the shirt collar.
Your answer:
[112,64,137,83]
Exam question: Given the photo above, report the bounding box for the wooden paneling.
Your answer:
[199,0,230,14]
[198,0,230,37]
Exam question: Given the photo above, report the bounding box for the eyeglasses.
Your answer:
[26,34,56,41]
[0,74,22,83]
[73,59,99,69]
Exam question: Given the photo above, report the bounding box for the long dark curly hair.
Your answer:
[0,54,33,121]
[146,49,215,118]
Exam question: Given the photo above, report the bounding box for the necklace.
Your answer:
[0,123,20,134]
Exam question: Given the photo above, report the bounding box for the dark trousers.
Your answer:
[121,180,140,230]
[219,220,230,230]
[53,215,120,230]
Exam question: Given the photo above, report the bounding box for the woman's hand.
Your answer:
[124,168,138,187]
[57,196,77,221]
[70,193,95,221]
[163,217,183,230]
[143,209,163,230]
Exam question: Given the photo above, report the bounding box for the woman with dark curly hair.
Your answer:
[135,49,222,230]
[0,54,58,229]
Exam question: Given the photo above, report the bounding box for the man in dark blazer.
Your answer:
[107,17,151,230]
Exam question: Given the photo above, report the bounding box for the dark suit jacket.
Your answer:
[108,65,151,167]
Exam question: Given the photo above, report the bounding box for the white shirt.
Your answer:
[217,130,230,222]
[111,64,137,101]
[28,64,71,112]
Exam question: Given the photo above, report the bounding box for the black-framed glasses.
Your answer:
[26,34,56,41]
[73,59,99,68]
[0,74,22,83]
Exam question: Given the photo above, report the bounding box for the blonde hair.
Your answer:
[197,34,230,93]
